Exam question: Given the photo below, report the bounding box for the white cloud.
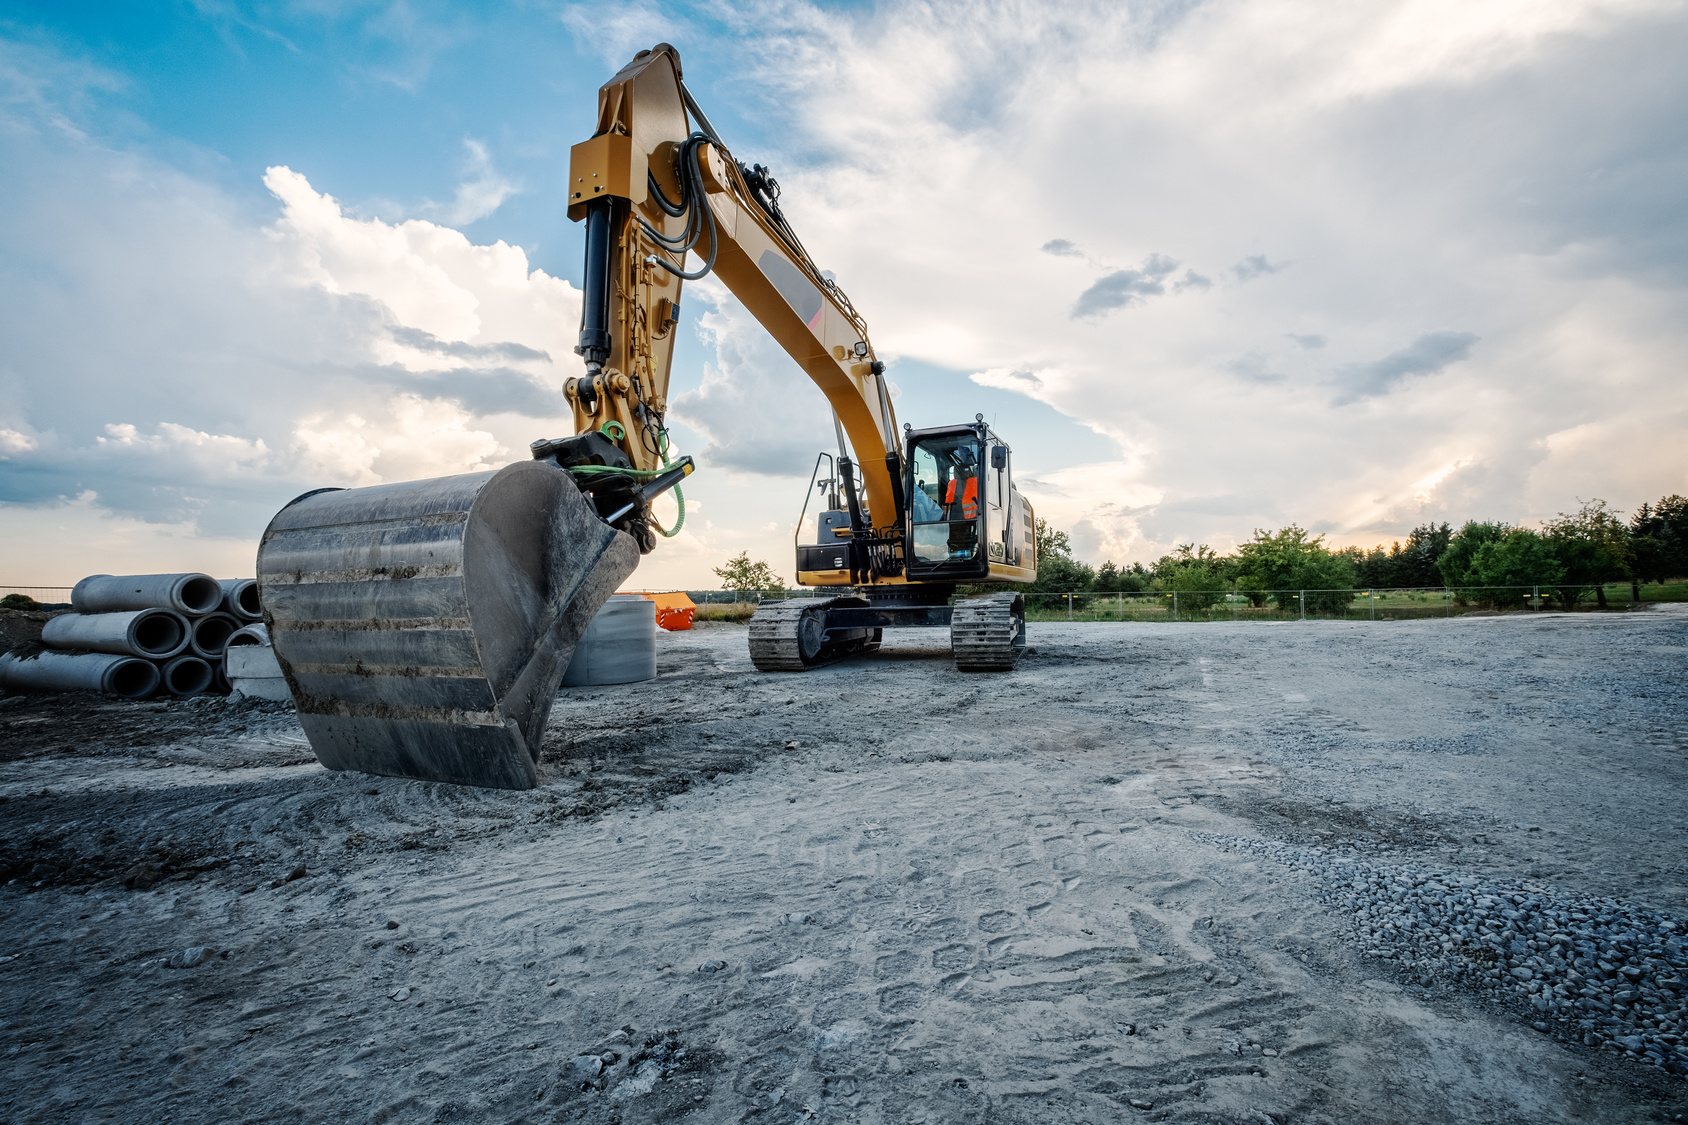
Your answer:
[263,165,575,356]
[0,429,39,457]
[433,138,520,226]
[970,367,1047,394]
[692,0,1688,559]
[291,394,503,487]
[0,87,583,573]
[558,1,685,67]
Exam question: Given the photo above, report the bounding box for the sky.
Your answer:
[1,0,1685,590]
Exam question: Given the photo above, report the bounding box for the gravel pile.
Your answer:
[1200,833,1688,1076]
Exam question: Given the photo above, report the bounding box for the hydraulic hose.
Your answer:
[568,423,685,538]
[655,437,685,538]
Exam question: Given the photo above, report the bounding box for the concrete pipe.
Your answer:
[226,623,269,647]
[561,595,658,687]
[41,609,191,659]
[0,650,161,699]
[218,578,262,621]
[73,572,223,617]
[159,654,214,696]
[190,612,241,659]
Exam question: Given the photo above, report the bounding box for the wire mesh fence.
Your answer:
[1018,583,1680,622]
[0,586,75,605]
[650,582,1684,623]
[11,582,1679,621]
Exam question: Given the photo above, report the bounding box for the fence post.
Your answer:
[1173,591,1179,621]
[1067,594,1073,621]
[1532,584,1539,611]
[1299,590,1305,621]
[1117,591,1122,618]
[1446,589,1451,617]
[1368,590,1375,621]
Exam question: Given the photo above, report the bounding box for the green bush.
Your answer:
[1467,529,1564,607]
[1161,561,1227,615]
[1232,526,1356,612]
[1545,499,1629,609]
[1438,521,1510,604]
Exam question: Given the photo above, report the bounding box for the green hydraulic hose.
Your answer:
[654,430,685,538]
[568,421,685,537]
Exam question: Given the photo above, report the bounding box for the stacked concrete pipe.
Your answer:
[159,654,215,696]
[41,608,190,659]
[73,572,224,617]
[190,612,241,660]
[0,572,266,700]
[1,604,198,699]
[0,572,270,700]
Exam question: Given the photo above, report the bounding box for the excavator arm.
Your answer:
[538,44,905,548]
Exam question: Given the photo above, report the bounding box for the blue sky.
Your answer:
[2,1,1686,587]
[7,2,708,282]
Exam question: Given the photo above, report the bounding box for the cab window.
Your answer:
[908,434,982,565]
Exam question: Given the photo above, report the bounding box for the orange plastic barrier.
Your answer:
[639,591,695,631]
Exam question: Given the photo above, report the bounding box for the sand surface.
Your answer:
[2,609,1686,1123]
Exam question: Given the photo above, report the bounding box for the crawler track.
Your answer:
[950,592,1026,671]
[748,597,880,672]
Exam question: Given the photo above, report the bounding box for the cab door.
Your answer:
[986,440,1008,564]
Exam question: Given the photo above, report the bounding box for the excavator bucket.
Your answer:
[256,460,639,790]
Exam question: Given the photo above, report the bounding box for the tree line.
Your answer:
[1027,494,1688,613]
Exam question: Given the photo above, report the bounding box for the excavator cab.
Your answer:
[793,420,1035,588]
[757,419,1035,673]
[903,423,1033,582]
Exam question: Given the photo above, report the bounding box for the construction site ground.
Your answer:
[2,608,1686,1124]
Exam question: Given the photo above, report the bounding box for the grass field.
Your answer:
[692,601,759,623]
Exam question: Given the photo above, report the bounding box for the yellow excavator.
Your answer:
[256,44,1036,789]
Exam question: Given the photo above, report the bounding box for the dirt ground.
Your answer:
[0,606,56,653]
[2,608,1687,1124]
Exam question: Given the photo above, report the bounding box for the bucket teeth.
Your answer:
[258,461,639,790]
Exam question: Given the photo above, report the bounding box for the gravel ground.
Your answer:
[1,607,1686,1124]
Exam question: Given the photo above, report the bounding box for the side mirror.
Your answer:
[990,445,1008,471]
